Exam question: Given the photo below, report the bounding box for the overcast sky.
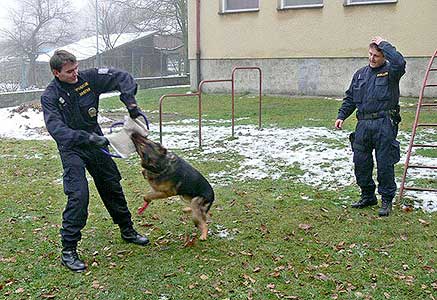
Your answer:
[0,0,88,29]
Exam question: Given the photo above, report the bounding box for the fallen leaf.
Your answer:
[298,223,312,231]
[402,206,413,212]
[15,287,24,293]
[418,219,430,226]
[183,234,197,248]
[200,274,209,280]
[314,273,329,281]
[240,251,253,257]
[242,274,256,284]
[260,224,269,234]
[267,283,276,289]
[41,294,56,299]
[422,265,435,273]
[253,266,261,273]
[384,292,391,299]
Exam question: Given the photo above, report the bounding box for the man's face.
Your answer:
[368,47,385,68]
[53,62,79,84]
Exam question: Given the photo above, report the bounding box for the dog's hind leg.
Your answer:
[190,197,208,240]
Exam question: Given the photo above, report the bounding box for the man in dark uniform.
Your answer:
[335,36,406,217]
[41,50,149,272]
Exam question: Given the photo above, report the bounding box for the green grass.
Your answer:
[0,87,436,299]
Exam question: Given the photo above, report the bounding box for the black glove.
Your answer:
[89,133,109,147]
[127,105,140,119]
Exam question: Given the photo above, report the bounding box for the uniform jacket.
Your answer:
[337,41,406,120]
[41,68,138,151]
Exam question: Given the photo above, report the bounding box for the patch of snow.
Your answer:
[0,107,435,212]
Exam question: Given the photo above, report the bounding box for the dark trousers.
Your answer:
[59,147,132,249]
[352,117,400,200]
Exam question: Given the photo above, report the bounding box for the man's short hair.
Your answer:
[369,42,383,53]
[49,50,77,72]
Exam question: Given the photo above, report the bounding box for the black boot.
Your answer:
[378,199,392,217]
[351,194,378,208]
[61,248,86,272]
[120,226,150,246]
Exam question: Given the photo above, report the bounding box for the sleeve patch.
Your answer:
[98,68,110,74]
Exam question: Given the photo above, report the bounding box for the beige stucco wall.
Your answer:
[188,0,437,59]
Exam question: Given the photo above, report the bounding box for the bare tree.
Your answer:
[85,0,143,50]
[0,0,74,87]
[116,0,189,74]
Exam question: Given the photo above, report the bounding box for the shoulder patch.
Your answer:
[98,68,110,74]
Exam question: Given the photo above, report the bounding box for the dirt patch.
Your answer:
[11,101,42,114]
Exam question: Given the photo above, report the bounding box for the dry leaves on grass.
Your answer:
[298,223,312,231]
[183,234,197,247]
[418,219,430,226]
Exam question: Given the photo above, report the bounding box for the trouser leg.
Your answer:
[60,152,89,249]
[353,149,376,198]
[375,119,400,200]
[87,150,132,228]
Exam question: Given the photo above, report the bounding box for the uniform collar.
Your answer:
[53,72,84,91]
[369,61,388,72]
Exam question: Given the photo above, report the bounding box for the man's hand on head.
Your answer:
[371,36,385,45]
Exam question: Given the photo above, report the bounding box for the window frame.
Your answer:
[277,0,323,10]
[219,0,260,14]
[343,0,397,6]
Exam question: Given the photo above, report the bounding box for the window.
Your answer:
[220,0,259,14]
[344,0,397,6]
[278,0,323,10]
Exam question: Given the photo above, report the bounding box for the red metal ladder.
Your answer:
[399,49,437,204]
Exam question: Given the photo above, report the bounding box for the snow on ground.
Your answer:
[1,105,435,212]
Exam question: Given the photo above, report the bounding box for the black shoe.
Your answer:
[120,226,150,246]
[61,249,86,272]
[351,195,378,208]
[378,199,392,217]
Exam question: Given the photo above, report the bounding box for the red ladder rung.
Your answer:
[412,144,437,148]
[407,164,437,169]
[404,186,437,192]
[399,49,437,203]
[417,123,437,127]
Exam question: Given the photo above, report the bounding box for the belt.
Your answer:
[356,110,394,120]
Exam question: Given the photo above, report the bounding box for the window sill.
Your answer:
[277,4,323,11]
[218,8,260,15]
[343,0,397,6]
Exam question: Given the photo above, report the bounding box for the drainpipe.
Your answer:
[196,0,201,88]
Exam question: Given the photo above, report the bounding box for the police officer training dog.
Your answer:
[131,132,215,240]
[41,50,149,273]
[335,36,406,217]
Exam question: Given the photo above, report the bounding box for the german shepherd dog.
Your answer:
[130,132,214,240]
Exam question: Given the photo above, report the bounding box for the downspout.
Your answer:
[196,0,201,88]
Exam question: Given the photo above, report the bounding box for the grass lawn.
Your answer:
[0,87,435,299]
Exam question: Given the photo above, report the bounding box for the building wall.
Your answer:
[187,0,437,96]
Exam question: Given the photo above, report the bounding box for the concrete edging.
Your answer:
[0,75,189,108]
